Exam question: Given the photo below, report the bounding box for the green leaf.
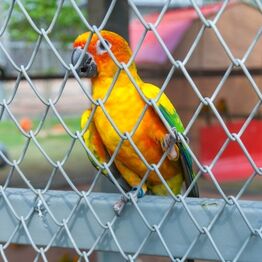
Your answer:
[5,0,88,43]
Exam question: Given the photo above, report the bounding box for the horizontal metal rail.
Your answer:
[0,188,261,261]
[1,67,262,81]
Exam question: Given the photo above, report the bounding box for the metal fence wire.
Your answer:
[0,0,262,261]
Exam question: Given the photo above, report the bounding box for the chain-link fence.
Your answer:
[0,0,261,261]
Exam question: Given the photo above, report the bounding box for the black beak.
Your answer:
[71,47,98,78]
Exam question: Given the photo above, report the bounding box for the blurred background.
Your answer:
[0,0,261,260]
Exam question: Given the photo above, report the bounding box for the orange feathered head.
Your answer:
[71,30,133,79]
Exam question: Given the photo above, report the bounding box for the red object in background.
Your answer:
[200,120,262,182]
[20,117,32,132]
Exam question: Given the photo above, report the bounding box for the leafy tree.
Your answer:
[4,0,88,43]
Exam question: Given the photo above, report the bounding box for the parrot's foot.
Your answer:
[113,187,145,216]
[113,195,128,216]
[161,128,189,160]
[161,132,179,161]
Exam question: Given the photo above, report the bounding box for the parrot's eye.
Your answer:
[96,39,111,54]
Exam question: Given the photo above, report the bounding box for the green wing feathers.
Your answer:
[142,83,199,197]
[159,104,184,132]
[178,143,199,197]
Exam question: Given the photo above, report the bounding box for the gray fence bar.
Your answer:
[0,188,261,261]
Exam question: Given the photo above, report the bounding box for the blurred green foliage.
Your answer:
[0,117,94,188]
[5,0,88,43]
[0,116,80,148]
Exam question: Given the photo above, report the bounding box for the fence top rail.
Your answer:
[0,188,261,261]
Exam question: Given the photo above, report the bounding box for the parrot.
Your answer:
[71,30,199,213]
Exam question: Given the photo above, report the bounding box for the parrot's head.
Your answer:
[71,30,134,79]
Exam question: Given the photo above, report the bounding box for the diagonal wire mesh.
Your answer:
[0,0,261,261]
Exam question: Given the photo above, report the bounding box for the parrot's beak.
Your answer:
[71,47,98,78]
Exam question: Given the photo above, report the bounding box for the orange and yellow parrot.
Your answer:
[71,31,199,212]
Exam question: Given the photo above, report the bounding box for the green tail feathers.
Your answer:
[179,143,199,198]
[159,104,199,197]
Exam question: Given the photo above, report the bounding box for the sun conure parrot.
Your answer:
[71,30,199,213]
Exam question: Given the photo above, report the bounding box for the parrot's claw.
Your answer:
[170,127,190,143]
[161,131,179,160]
[161,128,189,160]
[113,195,128,216]
[113,187,145,216]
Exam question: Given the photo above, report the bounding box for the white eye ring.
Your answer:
[96,39,112,55]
